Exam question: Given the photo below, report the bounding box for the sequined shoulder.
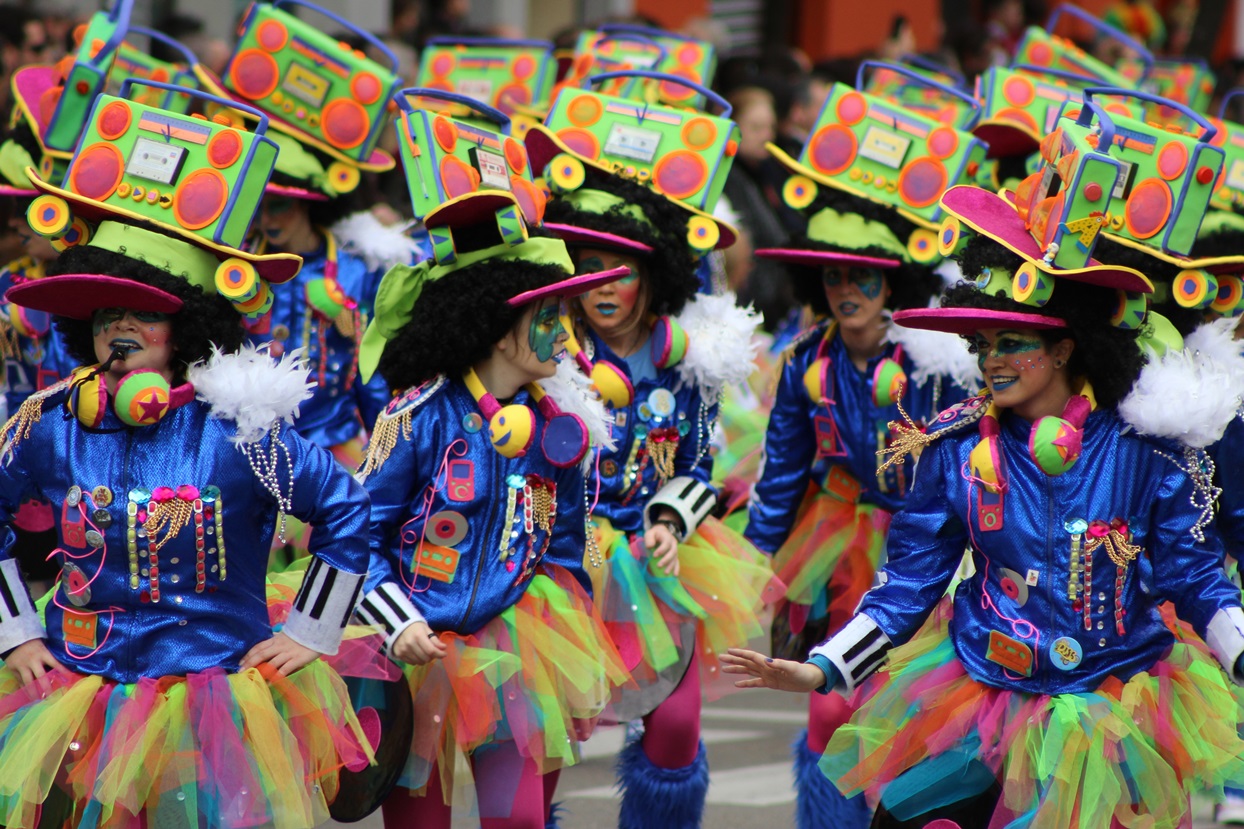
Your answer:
[782,319,831,360]
[379,376,447,421]
[924,393,991,438]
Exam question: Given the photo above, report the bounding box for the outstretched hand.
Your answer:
[719,647,827,693]
[241,632,321,676]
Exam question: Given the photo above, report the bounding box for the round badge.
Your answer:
[1064,517,1088,535]
[648,388,676,418]
[84,529,104,548]
[92,508,112,529]
[272,324,290,342]
[601,460,618,476]
[66,485,82,507]
[62,562,90,607]
[91,486,113,507]
[426,510,468,547]
[637,403,653,422]
[462,413,484,433]
[1050,636,1083,671]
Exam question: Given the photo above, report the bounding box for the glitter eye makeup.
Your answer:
[852,268,884,300]
[528,299,567,362]
[92,308,170,336]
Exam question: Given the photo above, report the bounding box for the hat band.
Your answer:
[88,222,218,294]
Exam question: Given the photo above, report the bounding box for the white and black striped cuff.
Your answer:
[281,558,366,656]
[0,558,43,654]
[644,477,717,540]
[355,581,426,655]
[808,614,893,693]
[1206,606,1244,684]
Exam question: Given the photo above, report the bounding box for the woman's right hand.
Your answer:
[4,639,67,685]
[391,621,448,665]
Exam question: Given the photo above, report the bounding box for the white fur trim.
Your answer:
[674,292,763,399]
[189,344,315,445]
[538,358,617,468]
[886,318,981,392]
[330,211,423,273]
[1205,606,1244,684]
[1118,319,1244,449]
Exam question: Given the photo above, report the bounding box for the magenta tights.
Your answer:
[806,685,853,754]
[640,649,703,769]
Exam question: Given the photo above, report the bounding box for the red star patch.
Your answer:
[134,389,168,423]
[1051,425,1083,463]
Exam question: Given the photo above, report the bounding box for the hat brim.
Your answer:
[942,186,1153,293]
[6,274,184,319]
[972,121,1041,160]
[0,185,37,198]
[754,248,902,269]
[265,182,330,202]
[193,65,395,173]
[892,307,1069,335]
[424,191,520,229]
[10,66,72,160]
[525,124,737,250]
[765,141,935,231]
[506,264,632,306]
[28,168,302,284]
[543,223,653,255]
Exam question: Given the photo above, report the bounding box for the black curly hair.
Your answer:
[48,241,245,379]
[543,165,699,316]
[1091,236,1204,337]
[377,231,571,390]
[948,235,1146,409]
[787,186,941,314]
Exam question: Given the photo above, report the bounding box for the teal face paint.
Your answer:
[528,298,567,362]
[822,266,884,299]
[92,308,170,336]
[973,330,1047,386]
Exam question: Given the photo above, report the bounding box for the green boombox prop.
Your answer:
[417,37,557,117]
[218,0,400,170]
[108,27,201,114]
[1206,89,1244,213]
[865,55,972,125]
[560,27,716,109]
[1119,57,1215,128]
[41,0,133,154]
[395,88,545,264]
[1010,89,1225,302]
[1013,4,1152,90]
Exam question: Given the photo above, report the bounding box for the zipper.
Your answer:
[1042,471,1054,695]
[459,444,500,631]
[122,427,136,677]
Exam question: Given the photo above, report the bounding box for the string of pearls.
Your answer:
[245,423,295,543]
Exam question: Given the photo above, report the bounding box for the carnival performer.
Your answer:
[0,128,375,825]
[723,185,1244,829]
[743,185,977,829]
[525,95,772,828]
[351,193,631,828]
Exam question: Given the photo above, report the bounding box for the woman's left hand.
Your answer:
[644,523,680,576]
[719,647,826,693]
[241,633,321,676]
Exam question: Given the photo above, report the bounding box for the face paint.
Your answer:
[528,298,567,362]
[822,267,884,299]
[92,308,170,336]
[973,330,1053,396]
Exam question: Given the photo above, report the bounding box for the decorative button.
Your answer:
[1050,636,1082,670]
[84,529,104,548]
[93,508,112,528]
[462,413,484,433]
[272,324,290,342]
[647,388,676,418]
[66,485,82,507]
[91,486,113,506]
[601,460,618,476]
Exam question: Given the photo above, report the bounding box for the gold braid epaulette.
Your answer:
[357,408,412,480]
[0,377,73,453]
[875,394,991,480]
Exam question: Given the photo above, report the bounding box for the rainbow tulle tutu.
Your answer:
[591,515,771,707]
[822,601,1244,828]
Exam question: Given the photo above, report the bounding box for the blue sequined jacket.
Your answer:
[1211,416,1244,562]
[812,399,1244,694]
[355,377,590,650]
[0,368,371,684]
[245,240,391,448]
[746,321,967,554]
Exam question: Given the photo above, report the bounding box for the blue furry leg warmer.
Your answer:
[794,729,870,829]
[616,738,709,829]
[545,800,564,829]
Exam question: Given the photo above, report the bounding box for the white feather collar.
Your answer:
[188,344,315,444]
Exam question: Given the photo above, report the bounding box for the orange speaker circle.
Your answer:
[351,72,383,106]
[207,129,244,169]
[1209,117,1228,148]
[927,126,959,159]
[321,98,370,150]
[836,92,867,126]
[995,107,1040,133]
[659,67,700,102]
[1002,75,1036,107]
[511,176,546,225]
[173,168,228,231]
[97,100,131,140]
[512,55,536,80]
[430,53,455,77]
[440,155,480,199]
[433,114,457,152]
[1027,41,1053,65]
[681,117,718,151]
[556,127,601,160]
[230,49,279,100]
[256,19,288,52]
[807,124,857,176]
[677,43,703,66]
[1156,141,1189,181]
[504,137,528,174]
[566,94,603,128]
[652,150,708,200]
[1124,178,1172,239]
[897,157,949,209]
[494,83,531,115]
[69,142,124,201]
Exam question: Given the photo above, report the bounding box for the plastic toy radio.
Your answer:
[1119,57,1215,127]
[210,0,400,171]
[417,37,557,118]
[768,61,987,253]
[40,0,133,154]
[1012,88,1223,272]
[866,54,970,125]
[592,23,718,107]
[1208,90,1244,213]
[558,30,669,103]
[107,28,201,114]
[538,69,738,221]
[1013,4,1152,90]
[395,88,545,262]
[32,79,279,252]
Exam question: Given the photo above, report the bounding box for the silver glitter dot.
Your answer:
[1098,592,1106,601]
[176,792,186,802]
[1096,621,1104,630]
[141,568,149,577]
[175,596,183,604]
[211,565,218,573]
[631,604,639,611]
[69,741,80,751]
[137,529,147,538]
[171,574,180,584]
[1099,638,1106,646]
[209,548,217,555]
[432,715,442,723]
[170,557,179,565]
[178,620,187,626]
[1096,606,1104,614]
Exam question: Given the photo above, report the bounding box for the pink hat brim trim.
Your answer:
[543,223,653,254]
[6,274,185,320]
[892,307,1069,335]
[507,265,632,306]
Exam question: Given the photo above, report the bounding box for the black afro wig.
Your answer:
[1092,236,1204,338]
[543,166,699,316]
[49,240,245,378]
[948,235,1146,409]
[787,186,941,314]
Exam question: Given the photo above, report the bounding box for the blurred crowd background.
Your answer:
[0,0,1237,329]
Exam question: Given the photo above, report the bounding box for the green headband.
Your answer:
[1198,209,1244,239]
[89,221,219,293]
[807,207,909,262]
[271,132,331,195]
[563,188,651,227]
[0,140,35,190]
[359,236,574,383]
